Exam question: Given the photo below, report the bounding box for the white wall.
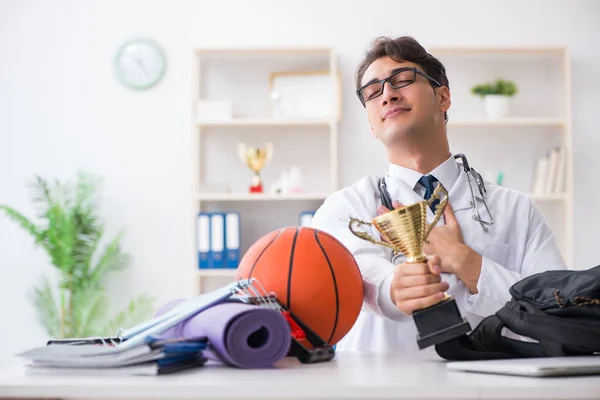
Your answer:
[1,0,599,366]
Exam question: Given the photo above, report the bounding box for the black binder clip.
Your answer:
[280,302,336,364]
[243,291,335,364]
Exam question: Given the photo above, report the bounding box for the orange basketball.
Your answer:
[235,226,363,345]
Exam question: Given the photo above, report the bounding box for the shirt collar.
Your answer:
[388,154,460,193]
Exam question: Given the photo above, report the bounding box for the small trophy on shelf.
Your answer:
[348,184,471,349]
[237,142,274,193]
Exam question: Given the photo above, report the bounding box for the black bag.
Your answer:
[435,265,600,361]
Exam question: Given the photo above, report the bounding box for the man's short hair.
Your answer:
[355,36,450,122]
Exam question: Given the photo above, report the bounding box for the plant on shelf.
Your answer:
[471,78,518,119]
[0,172,155,339]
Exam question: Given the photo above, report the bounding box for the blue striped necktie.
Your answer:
[418,175,440,212]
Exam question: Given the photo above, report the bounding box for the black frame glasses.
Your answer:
[356,67,442,107]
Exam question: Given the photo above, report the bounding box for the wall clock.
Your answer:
[115,38,166,90]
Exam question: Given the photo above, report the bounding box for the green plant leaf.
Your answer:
[70,284,110,337]
[0,205,43,244]
[471,79,518,97]
[30,276,60,338]
[88,232,131,287]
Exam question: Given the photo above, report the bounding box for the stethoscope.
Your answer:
[378,153,495,232]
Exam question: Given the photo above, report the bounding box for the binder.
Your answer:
[225,212,240,269]
[196,213,211,269]
[210,213,225,268]
[299,210,315,227]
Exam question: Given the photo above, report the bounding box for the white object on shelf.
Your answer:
[287,166,303,193]
[553,147,567,194]
[530,147,566,197]
[269,71,340,121]
[196,99,233,122]
[545,147,560,194]
[269,91,291,119]
[279,169,289,194]
[483,95,510,119]
[531,153,550,196]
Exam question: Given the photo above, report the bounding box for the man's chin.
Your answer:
[380,126,414,144]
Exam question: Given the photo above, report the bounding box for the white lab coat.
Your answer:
[311,161,567,353]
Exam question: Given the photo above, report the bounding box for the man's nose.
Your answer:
[381,81,401,105]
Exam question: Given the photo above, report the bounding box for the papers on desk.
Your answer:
[18,336,209,376]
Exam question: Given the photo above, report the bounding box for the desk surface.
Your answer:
[1,352,600,400]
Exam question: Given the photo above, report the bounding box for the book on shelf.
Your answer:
[530,146,567,197]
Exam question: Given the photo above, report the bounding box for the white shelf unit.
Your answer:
[429,45,573,268]
[191,47,340,293]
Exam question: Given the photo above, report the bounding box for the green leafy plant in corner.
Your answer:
[471,79,518,97]
[0,172,155,338]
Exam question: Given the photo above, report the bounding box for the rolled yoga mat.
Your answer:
[155,300,292,369]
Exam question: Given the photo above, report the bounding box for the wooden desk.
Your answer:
[1,351,599,400]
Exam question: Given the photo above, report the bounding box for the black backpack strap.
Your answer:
[497,300,600,356]
[436,304,546,360]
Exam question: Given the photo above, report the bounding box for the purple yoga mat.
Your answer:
[155,300,291,369]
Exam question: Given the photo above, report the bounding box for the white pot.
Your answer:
[483,95,511,119]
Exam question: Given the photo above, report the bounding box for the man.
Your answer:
[310,36,567,352]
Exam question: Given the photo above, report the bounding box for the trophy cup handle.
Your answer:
[424,184,449,242]
[348,217,398,251]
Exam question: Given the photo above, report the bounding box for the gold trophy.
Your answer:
[237,142,274,193]
[349,184,471,350]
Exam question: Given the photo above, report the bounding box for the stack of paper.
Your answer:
[18,336,208,376]
[530,146,567,196]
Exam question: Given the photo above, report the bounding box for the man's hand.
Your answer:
[378,199,483,294]
[390,255,449,315]
[424,203,482,293]
[423,203,465,271]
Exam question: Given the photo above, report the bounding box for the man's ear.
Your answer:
[438,86,451,114]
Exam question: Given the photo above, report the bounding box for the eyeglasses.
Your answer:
[356,67,441,107]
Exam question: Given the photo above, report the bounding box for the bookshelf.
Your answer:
[191,47,340,293]
[430,45,573,268]
[190,44,574,294]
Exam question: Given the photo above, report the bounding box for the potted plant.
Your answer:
[471,78,518,119]
[0,172,155,339]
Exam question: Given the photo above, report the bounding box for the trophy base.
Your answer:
[249,184,263,193]
[412,297,471,350]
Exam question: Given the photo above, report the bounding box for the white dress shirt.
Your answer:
[311,155,567,353]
